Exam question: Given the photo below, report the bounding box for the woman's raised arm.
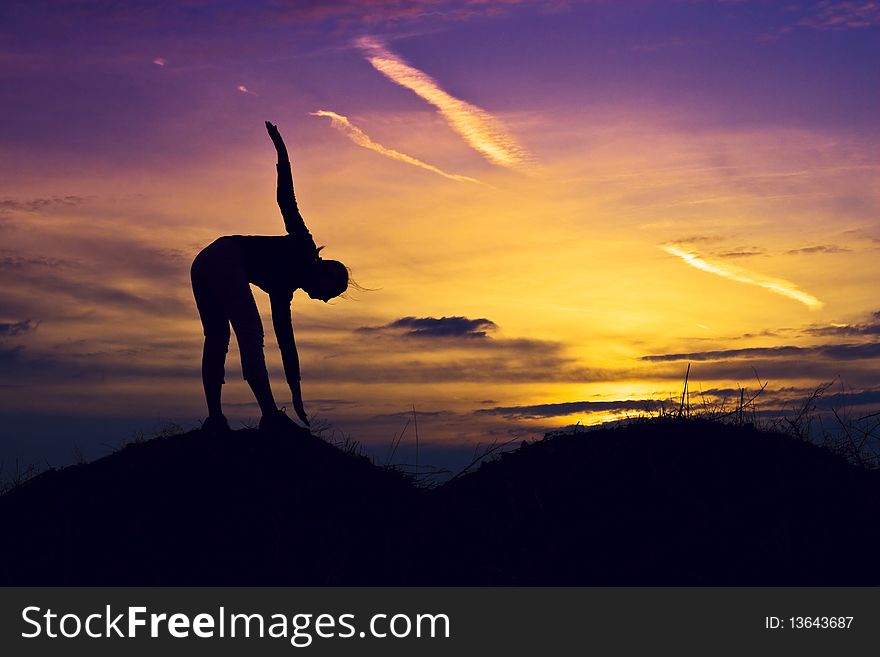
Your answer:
[265,121,311,239]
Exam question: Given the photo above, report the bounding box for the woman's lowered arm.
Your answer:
[270,291,309,427]
[265,121,314,242]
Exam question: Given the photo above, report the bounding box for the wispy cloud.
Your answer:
[799,1,880,30]
[311,110,482,183]
[356,36,531,169]
[662,244,823,310]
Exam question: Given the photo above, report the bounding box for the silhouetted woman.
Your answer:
[191,121,349,433]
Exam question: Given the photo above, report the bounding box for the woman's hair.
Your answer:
[313,246,371,300]
[320,259,350,298]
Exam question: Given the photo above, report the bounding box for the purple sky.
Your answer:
[1,0,879,473]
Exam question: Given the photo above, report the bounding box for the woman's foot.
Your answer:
[201,413,231,434]
[259,408,303,434]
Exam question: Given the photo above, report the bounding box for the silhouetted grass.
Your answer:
[619,367,880,471]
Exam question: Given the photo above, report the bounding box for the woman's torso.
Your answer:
[226,235,317,295]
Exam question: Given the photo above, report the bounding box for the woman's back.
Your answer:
[228,234,318,294]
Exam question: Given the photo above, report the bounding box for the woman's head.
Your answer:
[304,259,349,302]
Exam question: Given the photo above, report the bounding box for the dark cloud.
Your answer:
[642,340,880,363]
[805,312,880,337]
[476,399,670,419]
[0,195,85,212]
[820,342,880,360]
[786,245,851,255]
[821,389,880,408]
[635,336,880,395]
[477,385,880,422]
[695,385,880,416]
[641,345,807,362]
[358,316,498,339]
[740,328,788,339]
[645,359,880,391]
[0,319,39,336]
[716,247,765,258]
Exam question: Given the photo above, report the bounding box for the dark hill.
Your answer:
[0,427,419,585]
[2,419,879,585]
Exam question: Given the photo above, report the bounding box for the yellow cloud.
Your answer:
[662,244,823,310]
[311,109,482,184]
[356,36,531,169]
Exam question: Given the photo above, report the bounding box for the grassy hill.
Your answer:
[1,418,878,585]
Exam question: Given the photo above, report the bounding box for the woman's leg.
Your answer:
[208,242,279,417]
[192,238,280,420]
[202,331,229,418]
[225,288,278,417]
[192,253,231,419]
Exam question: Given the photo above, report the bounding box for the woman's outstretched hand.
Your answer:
[265,120,289,159]
[290,382,310,427]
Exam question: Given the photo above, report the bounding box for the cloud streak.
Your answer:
[662,244,823,310]
[311,110,481,183]
[356,36,531,169]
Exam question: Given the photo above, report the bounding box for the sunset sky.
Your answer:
[1,0,879,471]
